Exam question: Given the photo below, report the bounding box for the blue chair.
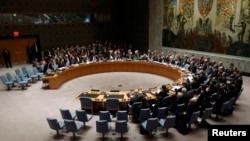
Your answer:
[141,117,158,136]
[128,102,142,118]
[80,97,94,114]
[6,72,17,83]
[96,120,111,140]
[188,111,200,129]
[0,75,14,90]
[15,76,28,90]
[115,120,129,140]
[216,101,230,120]
[116,110,128,121]
[105,98,120,114]
[160,95,173,107]
[21,66,29,77]
[27,69,38,82]
[198,107,213,124]
[60,108,77,120]
[99,111,113,122]
[18,73,32,83]
[137,108,151,122]
[235,87,244,104]
[159,115,176,134]
[15,68,24,76]
[33,67,44,79]
[64,119,83,139]
[175,103,186,115]
[46,117,65,137]
[76,109,93,128]
[156,107,168,120]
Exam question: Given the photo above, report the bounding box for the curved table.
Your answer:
[42,61,184,90]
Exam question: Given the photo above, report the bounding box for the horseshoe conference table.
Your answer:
[42,61,185,90]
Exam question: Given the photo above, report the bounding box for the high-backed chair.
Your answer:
[96,120,111,140]
[18,73,32,83]
[46,117,65,137]
[76,109,93,128]
[6,72,17,83]
[99,111,113,122]
[228,97,236,110]
[105,98,120,115]
[216,101,230,120]
[159,115,176,134]
[235,87,244,104]
[141,117,158,136]
[64,119,83,139]
[15,68,24,76]
[79,97,94,114]
[160,95,173,107]
[0,75,14,90]
[175,103,186,115]
[137,108,151,122]
[187,111,200,130]
[33,67,44,79]
[21,66,29,76]
[60,108,77,120]
[156,107,168,119]
[27,69,38,82]
[115,120,129,140]
[15,76,28,90]
[116,110,128,121]
[197,107,213,126]
[128,102,142,118]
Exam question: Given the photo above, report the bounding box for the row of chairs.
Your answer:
[47,108,92,139]
[47,106,214,139]
[47,109,129,140]
[140,107,213,136]
[0,66,44,90]
[79,97,120,115]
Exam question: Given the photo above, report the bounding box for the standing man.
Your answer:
[1,48,12,68]
[27,42,33,64]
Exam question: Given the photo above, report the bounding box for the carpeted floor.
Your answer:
[0,63,250,141]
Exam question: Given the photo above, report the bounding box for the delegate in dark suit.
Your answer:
[1,48,12,68]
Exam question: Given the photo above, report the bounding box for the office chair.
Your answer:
[128,102,142,118]
[96,120,111,140]
[160,95,173,107]
[141,117,158,136]
[115,120,129,140]
[156,106,168,119]
[21,66,29,77]
[197,107,213,126]
[159,115,176,134]
[6,72,17,83]
[137,108,151,122]
[46,117,65,137]
[188,111,200,130]
[79,97,94,114]
[27,69,38,82]
[15,76,28,90]
[0,75,14,90]
[116,110,128,121]
[33,67,44,79]
[175,103,186,115]
[64,119,83,139]
[105,98,120,115]
[76,109,93,128]
[60,108,77,120]
[99,111,113,122]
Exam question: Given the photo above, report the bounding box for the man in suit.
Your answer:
[1,48,12,68]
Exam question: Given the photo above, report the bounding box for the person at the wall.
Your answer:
[1,48,12,68]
